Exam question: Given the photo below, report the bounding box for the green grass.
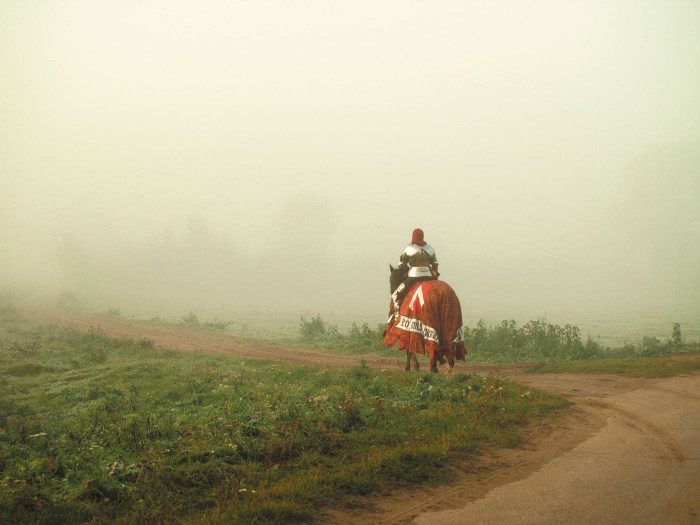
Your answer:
[0,310,567,524]
[526,354,700,378]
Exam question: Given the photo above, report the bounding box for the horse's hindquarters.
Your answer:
[384,280,466,363]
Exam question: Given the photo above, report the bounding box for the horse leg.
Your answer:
[429,354,438,373]
[410,353,420,371]
[445,354,455,375]
[404,351,411,372]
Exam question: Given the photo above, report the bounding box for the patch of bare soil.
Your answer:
[17,301,700,524]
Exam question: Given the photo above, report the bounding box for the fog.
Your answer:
[1,1,699,322]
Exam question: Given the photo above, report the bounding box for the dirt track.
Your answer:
[18,302,700,524]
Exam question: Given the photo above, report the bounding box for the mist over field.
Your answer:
[1,1,699,325]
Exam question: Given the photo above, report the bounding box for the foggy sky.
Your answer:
[1,1,699,317]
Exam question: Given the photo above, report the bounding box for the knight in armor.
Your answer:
[394,228,439,302]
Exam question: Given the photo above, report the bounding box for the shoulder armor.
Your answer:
[422,244,436,257]
[403,243,421,257]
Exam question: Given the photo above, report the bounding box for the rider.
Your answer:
[394,228,439,302]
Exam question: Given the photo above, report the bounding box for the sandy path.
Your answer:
[410,374,700,525]
[17,301,700,524]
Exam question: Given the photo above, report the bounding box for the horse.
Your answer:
[384,265,466,373]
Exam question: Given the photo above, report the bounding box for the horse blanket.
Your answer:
[383,280,466,364]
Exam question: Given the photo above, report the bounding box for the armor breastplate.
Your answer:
[400,243,438,278]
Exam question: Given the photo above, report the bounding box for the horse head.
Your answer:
[389,264,408,294]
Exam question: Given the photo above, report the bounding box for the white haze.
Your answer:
[1,1,699,323]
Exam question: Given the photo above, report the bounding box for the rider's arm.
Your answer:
[430,251,439,277]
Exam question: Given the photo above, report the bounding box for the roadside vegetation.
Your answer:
[460,319,698,363]
[298,315,699,364]
[0,305,566,524]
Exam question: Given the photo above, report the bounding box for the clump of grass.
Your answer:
[178,313,231,331]
[0,322,566,524]
[203,319,232,330]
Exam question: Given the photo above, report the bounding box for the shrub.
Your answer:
[299,314,327,340]
[297,316,386,353]
[181,313,200,326]
[671,323,682,345]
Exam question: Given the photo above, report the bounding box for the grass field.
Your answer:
[0,305,567,524]
[526,354,700,378]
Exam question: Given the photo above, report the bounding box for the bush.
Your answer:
[298,316,386,353]
[181,313,200,326]
[464,319,697,362]
[672,323,682,345]
[299,314,327,340]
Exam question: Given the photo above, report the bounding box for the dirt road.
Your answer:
[18,302,700,524]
